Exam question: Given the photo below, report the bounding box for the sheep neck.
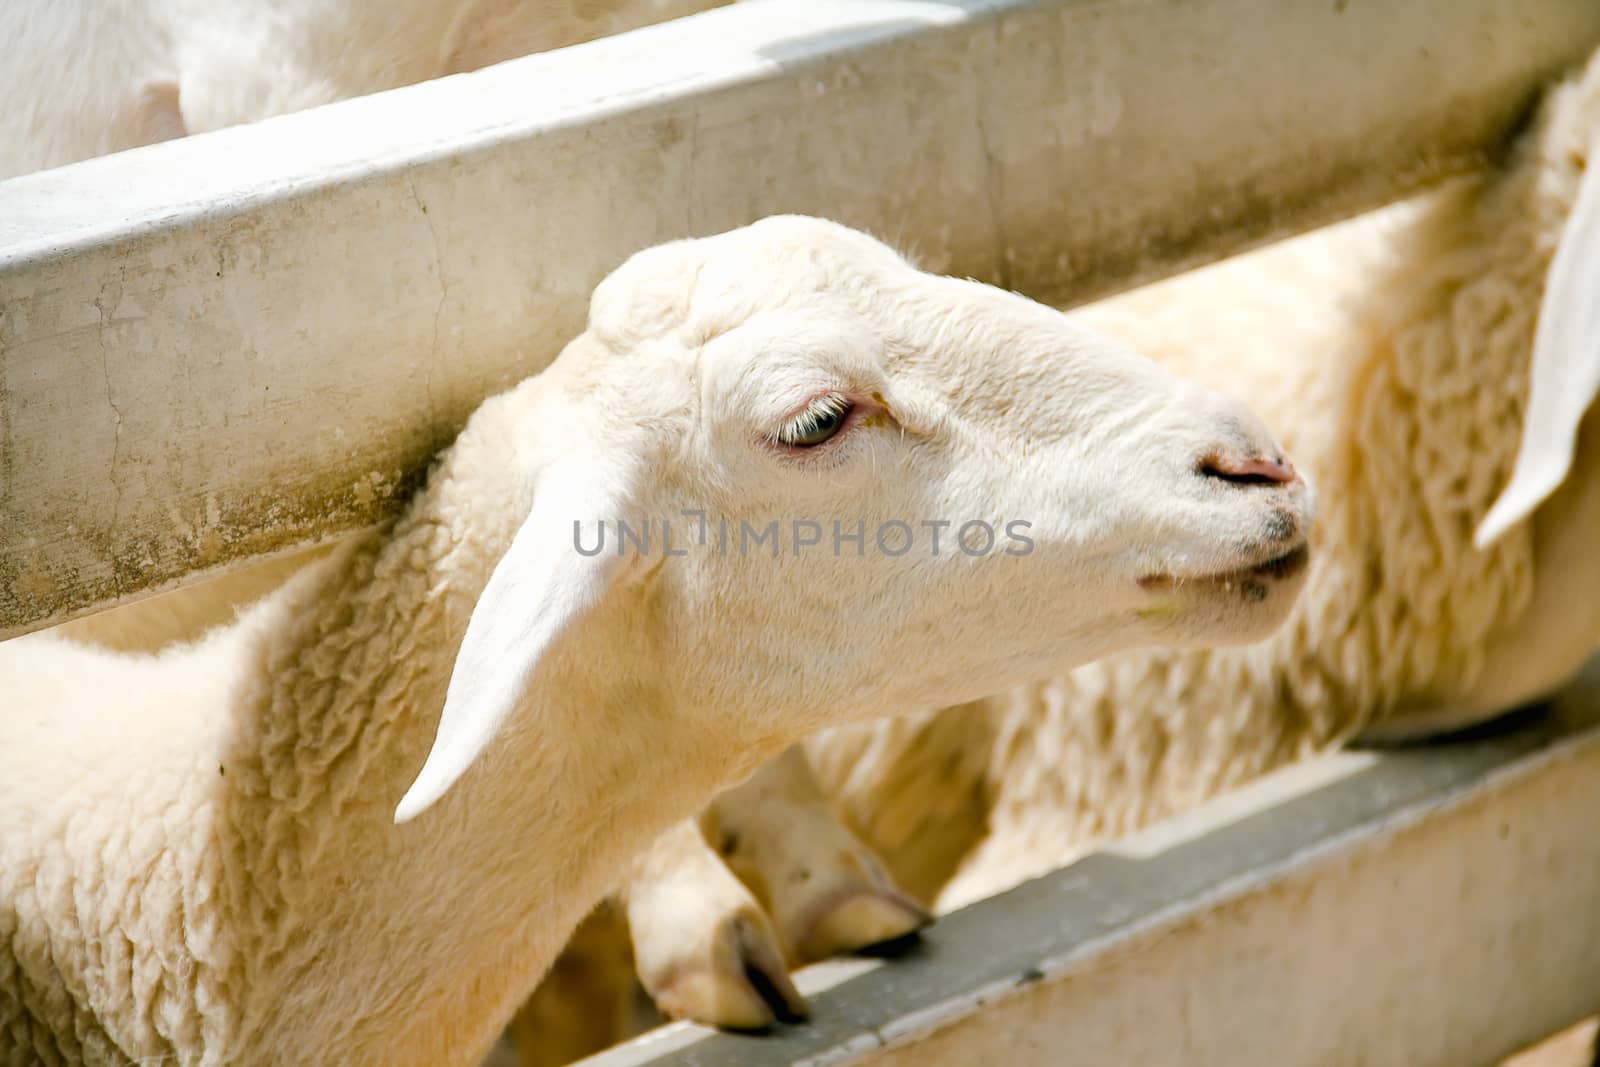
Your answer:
[216,416,771,1064]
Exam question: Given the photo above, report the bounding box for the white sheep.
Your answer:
[0,0,724,180]
[0,215,1313,1065]
[566,44,1600,1039]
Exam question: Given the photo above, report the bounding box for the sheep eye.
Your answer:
[772,394,853,448]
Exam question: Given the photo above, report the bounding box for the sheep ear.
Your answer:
[394,463,623,823]
[1477,141,1600,548]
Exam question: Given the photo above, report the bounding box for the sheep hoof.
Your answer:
[791,889,932,964]
[647,916,807,1030]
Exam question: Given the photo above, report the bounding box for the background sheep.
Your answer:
[568,44,1600,1044]
[0,216,1313,1065]
[0,0,725,179]
[901,47,1600,910]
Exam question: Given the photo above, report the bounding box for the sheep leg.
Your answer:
[624,817,806,1030]
[625,746,929,1028]
[704,745,931,965]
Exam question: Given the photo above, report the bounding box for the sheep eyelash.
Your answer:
[768,393,854,448]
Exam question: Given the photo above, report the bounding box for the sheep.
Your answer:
[0,0,725,180]
[575,44,1600,1036]
[0,214,1315,1065]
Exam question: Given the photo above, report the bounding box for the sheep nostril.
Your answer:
[1199,453,1299,488]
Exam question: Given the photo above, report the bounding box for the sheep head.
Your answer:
[396,216,1312,822]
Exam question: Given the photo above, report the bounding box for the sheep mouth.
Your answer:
[1138,542,1310,597]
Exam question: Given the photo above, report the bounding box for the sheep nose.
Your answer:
[1198,452,1300,487]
